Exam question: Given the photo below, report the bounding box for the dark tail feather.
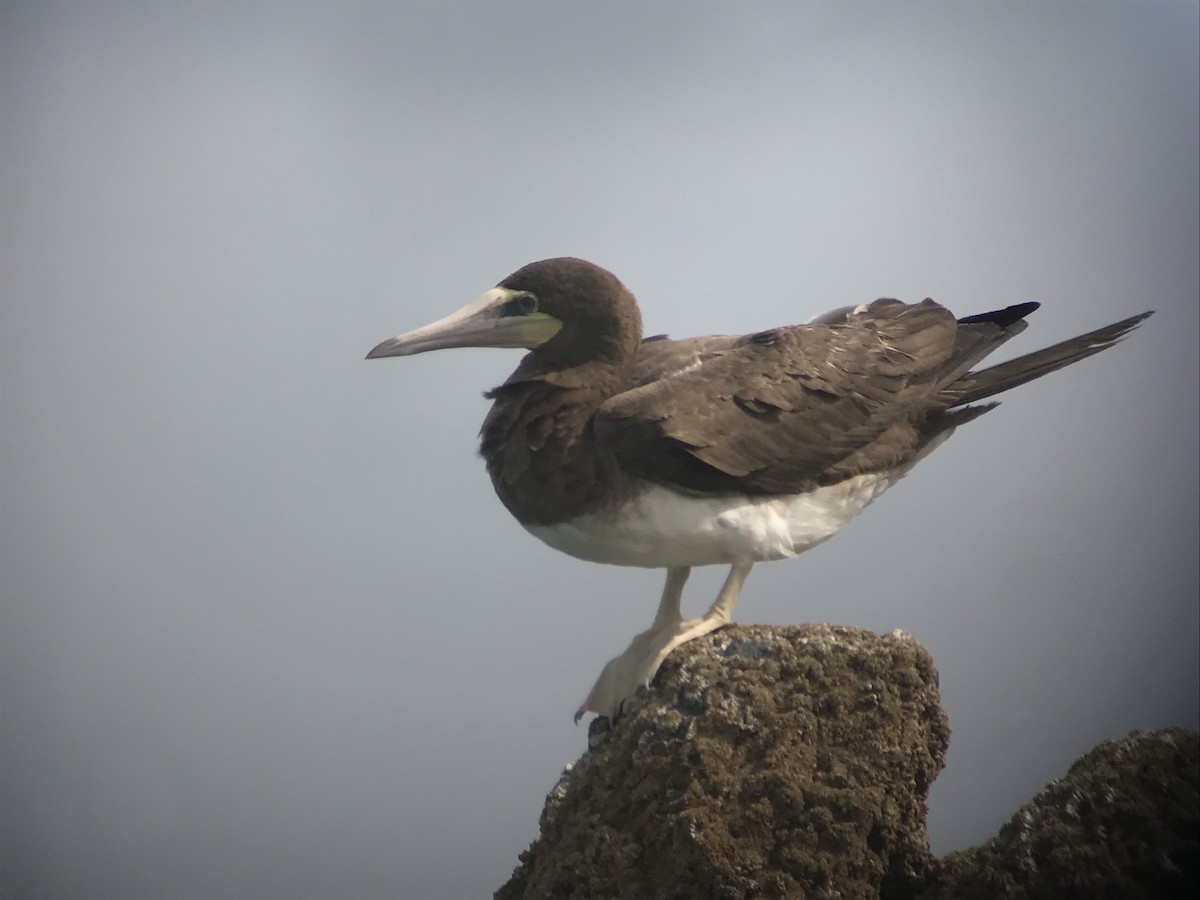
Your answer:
[957,301,1041,328]
[943,311,1153,406]
[941,303,1040,386]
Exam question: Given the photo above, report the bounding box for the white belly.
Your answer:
[525,473,897,568]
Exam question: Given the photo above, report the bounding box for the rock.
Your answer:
[495,623,950,900]
[496,625,1198,899]
[923,727,1199,900]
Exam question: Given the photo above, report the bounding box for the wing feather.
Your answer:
[594,299,971,494]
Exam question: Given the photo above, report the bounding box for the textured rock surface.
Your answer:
[923,727,1199,900]
[495,624,950,900]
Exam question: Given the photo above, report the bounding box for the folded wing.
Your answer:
[595,298,1034,495]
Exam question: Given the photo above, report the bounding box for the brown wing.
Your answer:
[628,333,744,385]
[595,298,1009,495]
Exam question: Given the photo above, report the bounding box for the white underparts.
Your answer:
[525,473,898,569]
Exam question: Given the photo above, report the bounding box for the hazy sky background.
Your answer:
[2,2,1197,898]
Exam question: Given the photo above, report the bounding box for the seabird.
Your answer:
[367,257,1151,721]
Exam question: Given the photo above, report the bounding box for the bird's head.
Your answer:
[366,257,643,368]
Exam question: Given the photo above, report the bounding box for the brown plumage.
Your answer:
[367,256,1151,719]
[476,258,1148,518]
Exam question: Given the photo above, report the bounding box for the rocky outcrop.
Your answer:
[923,727,1198,900]
[495,625,1198,900]
[496,624,951,900]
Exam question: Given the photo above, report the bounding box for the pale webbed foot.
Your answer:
[574,562,754,723]
[573,623,665,723]
[573,615,731,722]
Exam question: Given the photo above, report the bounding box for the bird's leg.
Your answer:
[637,561,753,687]
[575,563,754,722]
[650,566,690,629]
[575,567,690,723]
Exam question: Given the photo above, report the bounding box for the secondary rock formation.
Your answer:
[925,727,1198,900]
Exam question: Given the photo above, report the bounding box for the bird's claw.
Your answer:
[574,614,730,723]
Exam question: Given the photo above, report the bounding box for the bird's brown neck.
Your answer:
[479,359,633,527]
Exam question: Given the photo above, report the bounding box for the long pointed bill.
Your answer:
[366,288,561,359]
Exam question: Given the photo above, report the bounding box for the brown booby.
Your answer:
[367,257,1151,721]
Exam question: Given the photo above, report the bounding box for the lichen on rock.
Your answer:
[496,624,950,900]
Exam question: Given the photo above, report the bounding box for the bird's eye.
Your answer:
[503,293,538,316]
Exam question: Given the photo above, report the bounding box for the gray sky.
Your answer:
[2,2,1197,898]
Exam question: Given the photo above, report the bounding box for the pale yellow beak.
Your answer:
[366,288,561,359]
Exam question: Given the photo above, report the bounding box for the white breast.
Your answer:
[525,473,897,569]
